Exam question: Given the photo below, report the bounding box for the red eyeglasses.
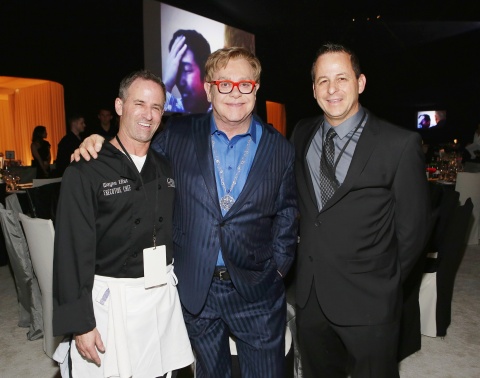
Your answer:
[208,80,256,94]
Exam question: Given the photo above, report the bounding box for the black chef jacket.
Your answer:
[53,142,174,336]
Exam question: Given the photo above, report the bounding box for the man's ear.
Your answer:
[204,82,212,102]
[253,83,260,97]
[358,74,366,95]
[114,98,123,116]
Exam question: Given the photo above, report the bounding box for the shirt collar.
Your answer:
[324,105,365,139]
[209,114,258,144]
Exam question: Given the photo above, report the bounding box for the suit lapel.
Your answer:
[192,116,222,215]
[301,119,322,210]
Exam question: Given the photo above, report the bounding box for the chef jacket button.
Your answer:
[135,218,141,224]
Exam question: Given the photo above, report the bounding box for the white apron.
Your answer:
[54,265,194,378]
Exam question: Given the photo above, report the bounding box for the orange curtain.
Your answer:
[266,101,286,136]
[0,77,66,166]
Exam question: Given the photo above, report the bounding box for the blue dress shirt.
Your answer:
[210,117,263,266]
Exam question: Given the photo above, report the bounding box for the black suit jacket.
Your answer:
[291,110,430,326]
[152,113,299,315]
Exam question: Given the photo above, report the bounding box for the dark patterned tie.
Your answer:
[319,128,337,206]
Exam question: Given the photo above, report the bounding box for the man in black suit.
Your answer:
[290,43,430,377]
[55,114,86,177]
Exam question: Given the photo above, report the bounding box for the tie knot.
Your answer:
[326,128,337,141]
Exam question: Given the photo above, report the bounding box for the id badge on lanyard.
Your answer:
[144,245,167,288]
[115,135,167,289]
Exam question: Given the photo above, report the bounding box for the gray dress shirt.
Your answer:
[307,106,367,211]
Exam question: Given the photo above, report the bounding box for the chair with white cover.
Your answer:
[24,180,62,224]
[455,172,480,245]
[419,197,473,337]
[397,204,439,361]
[18,213,63,358]
[32,177,62,187]
[5,192,24,217]
[0,206,43,340]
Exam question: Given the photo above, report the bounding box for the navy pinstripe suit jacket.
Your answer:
[151,113,299,315]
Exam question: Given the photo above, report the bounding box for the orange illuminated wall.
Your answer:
[0,77,66,166]
[266,101,286,136]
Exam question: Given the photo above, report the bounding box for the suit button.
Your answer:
[136,186,141,191]
[135,218,141,224]
[309,256,313,262]
[219,222,225,227]
[158,184,162,189]
[158,216,163,222]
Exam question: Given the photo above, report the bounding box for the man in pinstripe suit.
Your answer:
[75,47,299,378]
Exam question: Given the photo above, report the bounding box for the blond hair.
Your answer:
[204,47,261,83]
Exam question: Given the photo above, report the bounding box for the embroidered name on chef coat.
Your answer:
[102,179,132,196]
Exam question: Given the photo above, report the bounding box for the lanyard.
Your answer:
[321,110,368,186]
[115,135,159,248]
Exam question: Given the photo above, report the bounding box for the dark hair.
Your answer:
[418,114,431,129]
[98,107,112,115]
[311,43,362,81]
[32,125,46,142]
[169,30,211,80]
[118,70,166,101]
[68,113,84,127]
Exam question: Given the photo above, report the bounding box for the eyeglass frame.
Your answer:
[208,80,257,94]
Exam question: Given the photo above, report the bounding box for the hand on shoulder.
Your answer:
[71,134,106,162]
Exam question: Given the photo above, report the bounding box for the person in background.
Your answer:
[163,29,211,114]
[434,110,447,128]
[31,125,51,178]
[52,70,193,378]
[54,114,86,177]
[73,47,298,378]
[91,107,118,139]
[290,43,430,378]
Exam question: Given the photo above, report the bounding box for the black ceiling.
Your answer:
[165,0,480,40]
[1,0,480,140]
